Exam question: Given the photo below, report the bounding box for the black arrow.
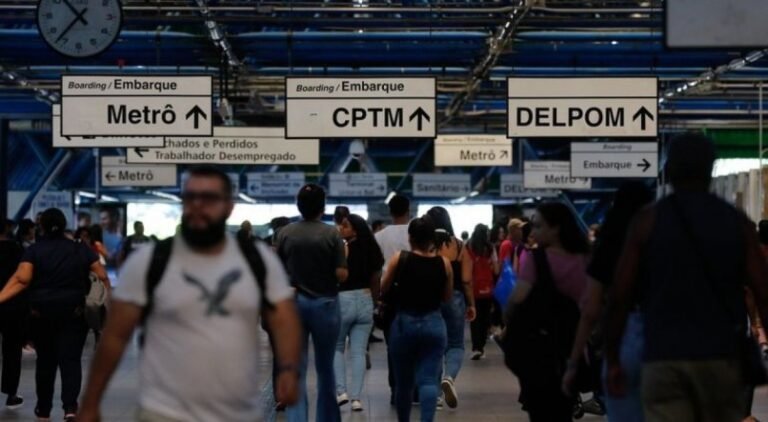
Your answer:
[500,150,509,159]
[134,147,149,158]
[408,107,430,131]
[65,136,72,141]
[632,106,654,131]
[638,158,652,173]
[105,172,115,181]
[185,105,207,129]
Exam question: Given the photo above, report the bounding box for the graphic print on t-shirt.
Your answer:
[182,269,242,317]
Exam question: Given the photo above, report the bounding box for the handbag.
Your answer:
[493,258,517,311]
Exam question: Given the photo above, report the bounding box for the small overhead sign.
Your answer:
[524,161,591,190]
[51,105,164,148]
[329,173,388,197]
[101,156,177,187]
[126,127,319,165]
[412,173,472,198]
[285,77,436,138]
[499,174,559,198]
[570,142,659,178]
[434,135,513,167]
[246,173,306,197]
[507,78,658,138]
[61,75,213,137]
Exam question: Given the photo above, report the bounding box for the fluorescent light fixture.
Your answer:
[384,191,396,204]
[99,195,119,202]
[238,193,257,204]
[469,190,480,197]
[77,191,98,199]
[451,196,468,205]
[611,40,619,45]
[148,191,181,202]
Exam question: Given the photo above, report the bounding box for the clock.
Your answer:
[37,0,123,58]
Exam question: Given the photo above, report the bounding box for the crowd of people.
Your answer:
[0,133,767,422]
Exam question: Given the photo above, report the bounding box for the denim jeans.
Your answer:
[334,290,374,400]
[390,311,447,422]
[603,311,645,422]
[286,294,341,422]
[441,290,466,380]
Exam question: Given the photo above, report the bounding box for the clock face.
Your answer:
[37,0,122,58]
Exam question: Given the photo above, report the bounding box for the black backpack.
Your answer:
[140,236,273,327]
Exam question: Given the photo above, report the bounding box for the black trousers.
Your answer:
[0,308,25,397]
[518,369,573,422]
[470,298,493,352]
[29,307,88,416]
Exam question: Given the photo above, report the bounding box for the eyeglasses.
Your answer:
[181,191,229,205]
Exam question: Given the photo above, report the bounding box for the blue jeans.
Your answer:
[390,311,447,422]
[333,290,374,400]
[287,294,341,422]
[441,290,466,380]
[603,311,645,422]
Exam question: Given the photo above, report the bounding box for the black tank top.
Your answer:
[395,253,447,314]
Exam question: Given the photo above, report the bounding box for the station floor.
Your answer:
[2,330,768,422]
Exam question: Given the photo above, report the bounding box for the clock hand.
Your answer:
[62,0,88,25]
[55,7,88,43]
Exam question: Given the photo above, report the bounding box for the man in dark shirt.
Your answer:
[0,219,25,410]
[606,133,768,422]
[277,184,347,422]
[118,221,150,267]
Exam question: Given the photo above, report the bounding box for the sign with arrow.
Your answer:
[412,173,472,198]
[329,173,388,197]
[570,142,659,178]
[51,105,164,148]
[246,172,306,197]
[499,174,559,198]
[126,127,319,165]
[434,135,513,167]
[524,161,592,190]
[507,78,658,138]
[285,77,437,138]
[61,75,213,137]
[101,156,177,187]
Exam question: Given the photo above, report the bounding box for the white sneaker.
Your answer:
[441,377,458,409]
[337,393,350,407]
[471,350,484,361]
[351,400,364,412]
[436,397,444,411]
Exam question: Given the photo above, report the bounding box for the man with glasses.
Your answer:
[79,166,302,422]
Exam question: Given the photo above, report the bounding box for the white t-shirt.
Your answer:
[114,234,293,422]
[375,224,410,271]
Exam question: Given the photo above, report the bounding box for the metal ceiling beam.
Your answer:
[444,0,531,124]
[193,0,241,68]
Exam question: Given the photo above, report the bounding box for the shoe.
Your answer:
[337,393,350,406]
[5,395,23,410]
[471,350,485,360]
[436,397,444,411]
[351,400,364,412]
[34,408,50,421]
[582,398,605,416]
[366,352,372,370]
[370,334,384,343]
[64,414,76,422]
[441,377,458,409]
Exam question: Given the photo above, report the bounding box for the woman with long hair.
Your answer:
[381,217,452,422]
[561,182,655,422]
[506,202,590,422]
[424,207,475,410]
[466,224,499,360]
[334,214,385,412]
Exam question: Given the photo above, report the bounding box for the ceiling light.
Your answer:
[239,193,257,203]
[148,191,181,202]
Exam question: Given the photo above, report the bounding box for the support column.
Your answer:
[0,119,8,218]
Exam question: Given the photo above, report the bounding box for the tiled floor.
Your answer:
[1,331,767,421]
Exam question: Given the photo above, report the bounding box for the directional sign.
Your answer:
[570,142,659,178]
[126,127,319,165]
[434,135,513,167]
[329,173,388,197]
[61,75,212,137]
[412,173,472,198]
[246,173,306,197]
[285,77,436,138]
[101,156,177,187]
[499,174,559,198]
[507,78,658,138]
[524,161,591,190]
[51,105,164,148]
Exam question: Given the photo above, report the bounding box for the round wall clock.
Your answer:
[37,0,123,58]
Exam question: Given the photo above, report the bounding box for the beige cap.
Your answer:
[508,218,525,231]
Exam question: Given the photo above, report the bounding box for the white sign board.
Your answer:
[51,105,164,148]
[412,173,472,198]
[286,78,436,138]
[329,173,388,197]
[61,75,212,136]
[126,127,319,165]
[31,191,73,219]
[507,78,658,138]
[101,156,177,187]
[524,161,591,190]
[499,174,559,198]
[434,135,513,167]
[246,173,305,197]
[570,142,659,178]
[667,0,768,48]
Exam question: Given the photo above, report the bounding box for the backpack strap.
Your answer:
[236,237,273,311]
[141,237,174,326]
